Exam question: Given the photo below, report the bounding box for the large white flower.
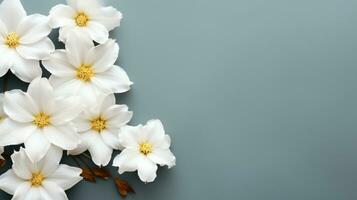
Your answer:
[0,0,54,82]
[42,35,132,104]
[0,146,82,200]
[0,77,82,162]
[113,120,176,183]
[49,0,122,44]
[70,94,133,166]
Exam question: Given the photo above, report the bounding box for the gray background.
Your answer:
[0,0,356,199]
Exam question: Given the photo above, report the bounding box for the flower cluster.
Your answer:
[0,0,176,199]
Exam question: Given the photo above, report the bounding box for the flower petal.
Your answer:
[113,149,141,173]
[47,164,82,190]
[145,119,167,147]
[83,131,113,166]
[36,187,54,200]
[11,148,36,179]
[85,39,119,73]
[145,119,165,137]
[51,96,82,125]
[0,20,8,38]
[148,149,176,168]
[41,181,69,200]
[49,76,82,96]
[86,21,109,44]
[12,182,31,199]
[104,105,133,128]
[74,0,101,13]
[24,130,51,163]
[27,77,55,114]
[99,94,115,110]
[49,4,76,28]
[65,33,94,67]
[0,119,35,146]
[17,14,51,44]
[10,53,42,83]
[43,125,80,150]
[73,117,91,132]
[0,0,26,31]
[0,46,13,74]
[58,25,81,43]
[91,6,122,31]
[16,38,54,60]
[118,125,141,149]
[0,65,9,78]
[75,82,102,106]
[39,146,63,177]
[92,65,132,94]
[101,129,120,149]
[67,140,87,155]
[137,157,158,183]
[17,186,42,200]
[0,170,25,195]
[4,90,38,122]
[42,50,76,77]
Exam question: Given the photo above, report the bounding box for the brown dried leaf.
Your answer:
[114,177,135,198]
[81,168,96,182]
[0,159,5,167]
[92,167,111,179]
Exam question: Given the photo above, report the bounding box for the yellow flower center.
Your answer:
[139,142,153,155]
[33,112,51,128]
[91,117,106,133]
[30,172,44,187]
[5,32,20,48]
[76,64,94,82]
[75,12,89,27]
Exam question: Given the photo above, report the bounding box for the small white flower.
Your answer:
[70,94,133,166]
[0,77,83,162]
[113,120,176,183]
[0,146,82,200]
[49,0,122,44]
[0,0,54,82]
[42,35,132,105]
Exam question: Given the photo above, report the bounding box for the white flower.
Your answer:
[42,35,132,105]
[49,0,122,44]
[113,120,176,183]
[0,146,82,200]
[0,77,83,162]
[70,94,133,166]
[0,0,54,82]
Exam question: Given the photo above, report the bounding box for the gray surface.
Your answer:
[0,0,356,199]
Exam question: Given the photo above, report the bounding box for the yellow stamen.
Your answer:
[5,32,20,48]
[76,64,94,82]
[30,172,44,187]
[139,142,153,155]
[75,12,89,27]
[33,112,51,128]
[91,117,106,133]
